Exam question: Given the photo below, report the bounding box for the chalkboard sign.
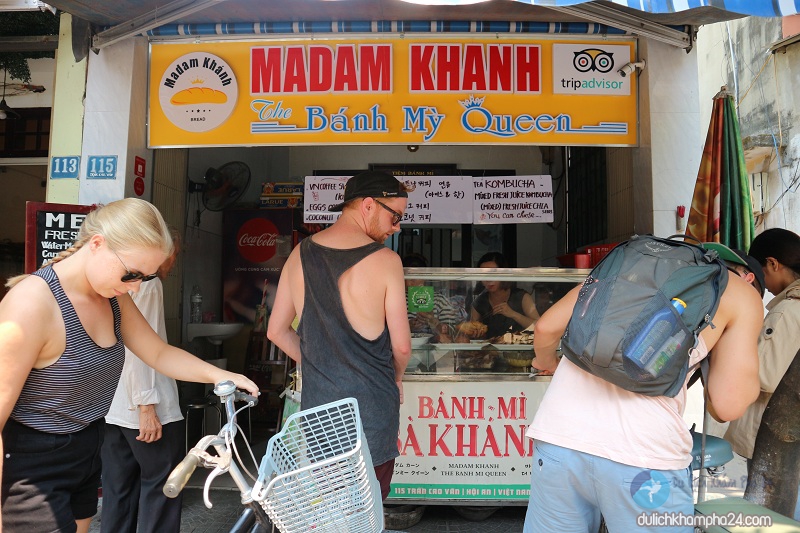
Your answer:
[25,202,93,273]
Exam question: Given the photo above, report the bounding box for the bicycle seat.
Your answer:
[690,429,733,469]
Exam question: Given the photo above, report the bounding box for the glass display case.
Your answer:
[389,266,587,505]
[403,267,586,377]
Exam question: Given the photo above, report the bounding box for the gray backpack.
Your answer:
[561,235,728,397]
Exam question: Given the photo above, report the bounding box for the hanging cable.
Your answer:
[736,53,772,108]
[725,22,739,114]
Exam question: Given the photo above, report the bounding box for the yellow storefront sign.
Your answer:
[149,37,637,148]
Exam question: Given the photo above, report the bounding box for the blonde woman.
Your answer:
[0,198,257,533]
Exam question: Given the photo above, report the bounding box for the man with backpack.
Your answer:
[523,236,763,533]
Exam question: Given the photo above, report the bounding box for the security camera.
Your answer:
[617,60,646,78]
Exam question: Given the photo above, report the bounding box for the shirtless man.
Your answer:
[267,171,413,500]
[524,267,763,533]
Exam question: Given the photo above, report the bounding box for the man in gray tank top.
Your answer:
[268,170,413,500]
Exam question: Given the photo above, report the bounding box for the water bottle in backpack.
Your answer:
[623,298,687,379]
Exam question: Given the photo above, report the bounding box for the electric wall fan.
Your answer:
[189,161,251,212]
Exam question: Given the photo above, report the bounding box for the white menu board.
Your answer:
[403,176,473,224]
[304,175,473,224]
[303,175,349,223]
[303,174,552,225]
[473,175,554,224]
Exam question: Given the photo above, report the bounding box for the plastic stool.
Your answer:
[185,395,222,453]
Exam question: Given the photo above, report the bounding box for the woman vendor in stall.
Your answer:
[470,252,540,339]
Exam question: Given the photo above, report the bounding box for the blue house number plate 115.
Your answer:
[86,156,118,179]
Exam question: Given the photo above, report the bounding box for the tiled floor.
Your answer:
[89,489,526,532]
[88,463,747,533]
[88,428,750,532]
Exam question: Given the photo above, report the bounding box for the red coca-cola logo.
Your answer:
[237,218,279,263]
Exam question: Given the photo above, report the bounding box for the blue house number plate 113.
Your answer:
[50,156,80,179]
[86,156,118,179]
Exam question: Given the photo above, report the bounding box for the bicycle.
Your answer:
[165,381,383,533]
[164,380,272,532]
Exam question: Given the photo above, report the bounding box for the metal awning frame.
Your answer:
[91,0,693,51]
[547,3,693,50]
[91,0,229,50]
[0,34,59,51]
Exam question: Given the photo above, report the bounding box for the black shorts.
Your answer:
[1,418,104,533]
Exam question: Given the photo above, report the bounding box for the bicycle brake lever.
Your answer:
[201,453,232,508]
[203,466,226,508]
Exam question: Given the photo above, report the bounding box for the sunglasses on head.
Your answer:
[373,199,403,226]
[726,265,747,278]
[112,249,158,283]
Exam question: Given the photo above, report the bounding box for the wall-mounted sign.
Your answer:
[134,156,146,178]
[303,175,551,224]
[390,379,547,503]
[50,156,80,179]
[406,176,473,224]
[25,202,93,273]
[134,177,145,196]
[149,37,637,148]
[473,175,554,224]
[86,156,118,179]
[552,44,632,96]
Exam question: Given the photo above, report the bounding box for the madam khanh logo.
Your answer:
[159,52,238,133]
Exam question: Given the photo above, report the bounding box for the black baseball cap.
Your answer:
[704,242,766,298]
[329,171,411,212]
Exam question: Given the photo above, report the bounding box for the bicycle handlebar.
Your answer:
[163,453,200,498]
[161,382,259,500]
[234,391,259,406]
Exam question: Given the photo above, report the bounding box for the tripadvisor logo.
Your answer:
[158,52,238,133]
[553,43,631,95]
[630,470,671,509]
[572,48,615,73]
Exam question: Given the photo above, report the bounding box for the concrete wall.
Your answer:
[696,19,800,235]
[638,40,703,239]
[47,13,85,204]
[79,37,151,205]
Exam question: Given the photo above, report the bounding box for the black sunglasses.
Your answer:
[726,265,747,278]
[373,199,403,226]
[112,249,158,283]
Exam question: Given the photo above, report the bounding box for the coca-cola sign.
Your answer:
[236,218,279,263]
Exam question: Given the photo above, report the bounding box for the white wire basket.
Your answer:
[251,397,383,533]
